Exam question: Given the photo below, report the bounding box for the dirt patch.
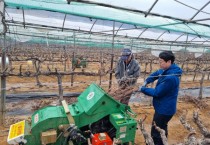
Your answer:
[132,99,210,144]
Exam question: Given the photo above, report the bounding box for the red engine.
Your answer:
[91,133,113,145]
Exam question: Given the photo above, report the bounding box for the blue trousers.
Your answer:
[151,112,173,145]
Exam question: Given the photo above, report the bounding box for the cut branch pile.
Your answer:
[31,100,53,111]
[108,86,138,104]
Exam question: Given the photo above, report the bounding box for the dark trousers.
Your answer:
[151,112,173,145]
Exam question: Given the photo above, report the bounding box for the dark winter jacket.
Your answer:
[141,64,182,115]
[115,58,140,86]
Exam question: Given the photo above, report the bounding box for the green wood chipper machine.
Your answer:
[7,83,137,145]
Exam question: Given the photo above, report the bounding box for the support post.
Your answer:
[99,51,103,85]
[71,32,75,86]
[0,0,6,125]
[198,71,205,100]
[71,52,75,86]
[57,74,64,102]
[109,21,115,89]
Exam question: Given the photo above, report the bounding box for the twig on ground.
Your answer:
[179,110,197,144]
[153,122,168,145]
[138,115,154,145]
[193,110,210,138]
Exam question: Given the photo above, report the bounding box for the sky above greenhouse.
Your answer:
[94,0,209,18]
[82,0,210,25]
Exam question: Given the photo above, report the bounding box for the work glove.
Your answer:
[121,76,127,82]
[117,77,129,87]
[118,77,128,84]
[142,81,147,87]
[138,86,142,92]
[117,78,126,86]
[138,81,147,92]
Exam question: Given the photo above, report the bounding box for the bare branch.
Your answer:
[153,122,168,145]
[138,116,154,145]
[193,110,210,138]
[179,110,197,144]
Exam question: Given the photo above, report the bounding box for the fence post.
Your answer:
[0,0,6,125]
[198,71,205,100]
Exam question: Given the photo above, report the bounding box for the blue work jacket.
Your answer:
[141,64,182,115]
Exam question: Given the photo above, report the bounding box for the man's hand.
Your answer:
[117,77,129,87]
[139,82,147,92]
[138,86,143,92]
[121,76,127,82]
[142,81,147,87]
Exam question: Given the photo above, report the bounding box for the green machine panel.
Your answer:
[78,83,109,115]
[110,113,137,143]
[70,83,128,128]
[30,106,69,145]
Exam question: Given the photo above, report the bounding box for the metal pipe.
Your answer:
[189,1,210,21]
[202,38,210,44]
[109,21,115,89]
[190,18,210,23]
[22,8,25,28]
[5,30,210,48]
[156,30,168,40]
[57,74,63,102]
[6,20,143,36]
[89,20,97,34]
[184,23,201,38]
[0,0,6,126]
[71,32,76,86]
[184,33,188,52]
[174,0,210,15]
[137,28,148,39]
[145,0,159,17]
[115,23,123,36]
[6,20,205,43]
[62,13,67,32]
[99,51,103,85]
[174,33,185,41]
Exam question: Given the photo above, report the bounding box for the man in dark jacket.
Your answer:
[115,48,140,104]
[139,51,182,145]
[115,48,140,87]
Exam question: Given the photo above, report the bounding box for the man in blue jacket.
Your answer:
[139,51,182,145]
